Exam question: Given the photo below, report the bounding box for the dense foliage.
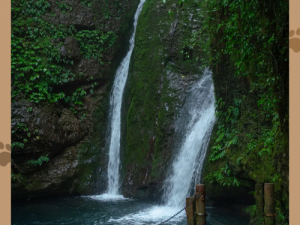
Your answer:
[186,0,289,223]
[11,0,116,105]
[11,0,118,155]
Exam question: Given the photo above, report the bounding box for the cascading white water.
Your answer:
[109,70,216,224]
[107,0,146,195]
[163,69,216,207]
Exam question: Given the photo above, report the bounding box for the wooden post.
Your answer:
[264,183,275,225]
[255,183,264,219]
[186,196,195,225]
[195,184,206,225]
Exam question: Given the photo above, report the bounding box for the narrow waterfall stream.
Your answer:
[105,0,146,196]
[164,69,216,208]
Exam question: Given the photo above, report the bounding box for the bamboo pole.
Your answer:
[186,196,195,225]
[195,184,206,225]
[264,183,275,225]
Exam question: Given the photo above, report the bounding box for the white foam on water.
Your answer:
[84,194,129,202]
[108,206,185,224]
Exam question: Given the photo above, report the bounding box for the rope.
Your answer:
[154,194,226,225]
[155,206,186,225]
[155,194,201,225]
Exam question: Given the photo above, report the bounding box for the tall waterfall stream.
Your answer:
[106,0,146,196]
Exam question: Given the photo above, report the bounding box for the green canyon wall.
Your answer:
[121,0,205,200]
[199,0,289,224]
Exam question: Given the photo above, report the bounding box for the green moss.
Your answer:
[121,0,205,191]
[75,90,110,192]
[150,156,164,179]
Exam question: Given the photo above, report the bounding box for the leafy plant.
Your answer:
[245,205,256,218]
[205,164,250,187]
[75,30,117,62]
[11,173,26,184]
[27,155,49,166]
[209,98,240,162]
[81,0,92,7]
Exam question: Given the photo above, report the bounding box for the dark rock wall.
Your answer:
[12,0,140,201]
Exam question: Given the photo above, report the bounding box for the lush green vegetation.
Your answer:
[11,0,118,154]
[11,0,116,105]
[185,0,289,223]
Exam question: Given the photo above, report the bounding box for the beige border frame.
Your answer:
[289,0,300,224]
[0,0,11,224]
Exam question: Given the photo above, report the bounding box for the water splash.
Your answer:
[163,69,216,207]
[85,194,128,202]
[106,0,146,195]
[108,206,185,224]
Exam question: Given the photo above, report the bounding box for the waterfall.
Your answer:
[163,69,216,207]
[107,69,216,224]
[106,0,146,195]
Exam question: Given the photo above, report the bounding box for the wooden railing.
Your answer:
[185,183,276,225]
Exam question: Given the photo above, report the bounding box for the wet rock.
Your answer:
[45,0,94,28]
[11,101,85,174]
[60,36,81,60]
[77,58,103,79]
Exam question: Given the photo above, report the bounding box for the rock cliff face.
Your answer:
[121,0,206,200]
[12,0,140,200]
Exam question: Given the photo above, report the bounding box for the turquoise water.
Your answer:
[12,196,250,225]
